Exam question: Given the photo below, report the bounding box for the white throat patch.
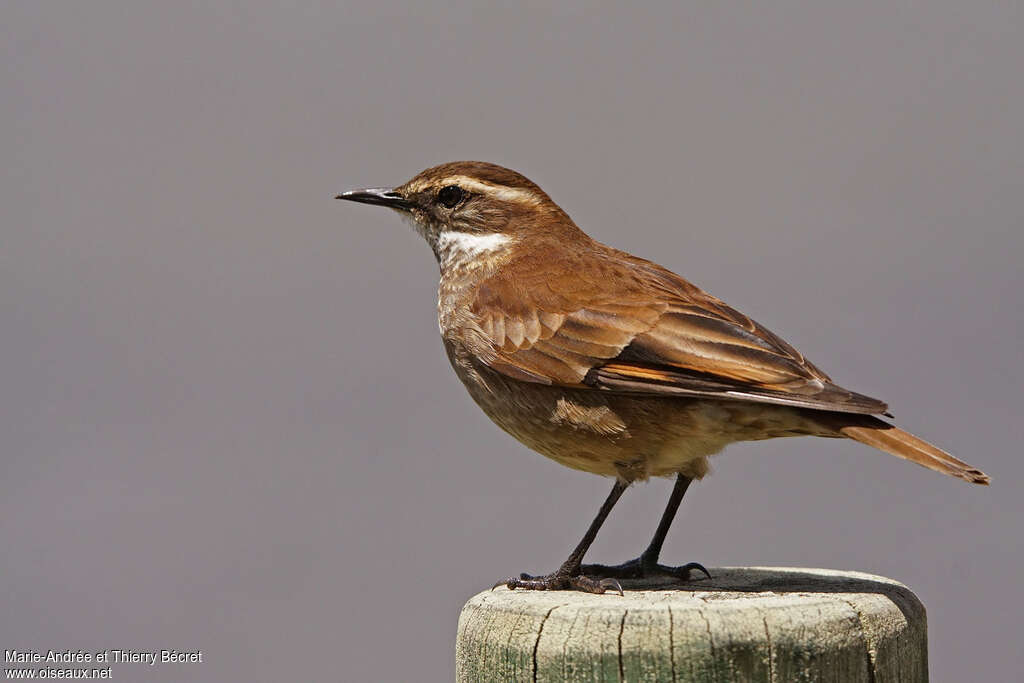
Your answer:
[435,231,511,270]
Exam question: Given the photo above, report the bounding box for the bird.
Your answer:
[336,161,990,594]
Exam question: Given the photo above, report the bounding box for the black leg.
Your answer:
[500,479,629,594]
[640,473,692,565]
[581,473,710,582]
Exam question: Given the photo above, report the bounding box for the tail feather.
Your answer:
[815,414,990,485]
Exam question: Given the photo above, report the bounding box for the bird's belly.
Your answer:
[443,345,806,481]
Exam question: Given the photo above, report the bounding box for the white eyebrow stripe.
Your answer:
[442,176,543,205]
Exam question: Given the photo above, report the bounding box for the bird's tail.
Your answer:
[813,414,990,485]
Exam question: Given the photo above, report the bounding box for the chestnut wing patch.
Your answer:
[589,363,887,414]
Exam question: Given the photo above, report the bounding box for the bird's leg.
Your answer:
[502,479,628,594]
[581,473,710,582]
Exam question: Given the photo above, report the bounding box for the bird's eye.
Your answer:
[437,185,464,208]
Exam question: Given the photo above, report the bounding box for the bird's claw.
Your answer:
[497,572,623,595]
[678,561,712,580]
[580,558,712,582]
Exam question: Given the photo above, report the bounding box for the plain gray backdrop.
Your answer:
[3,2,1021,681]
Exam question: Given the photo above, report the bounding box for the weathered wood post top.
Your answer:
[456,567,927,682]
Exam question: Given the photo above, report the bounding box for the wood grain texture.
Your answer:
[456,567,927,682]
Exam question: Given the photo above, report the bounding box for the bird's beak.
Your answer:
[335,187,412,210]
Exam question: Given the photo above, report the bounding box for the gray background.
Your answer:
[2,2,1021,681]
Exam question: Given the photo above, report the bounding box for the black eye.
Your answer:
[437,185,464,208]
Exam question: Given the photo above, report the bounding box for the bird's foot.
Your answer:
[495,571,623,595]
[580,557,711,583]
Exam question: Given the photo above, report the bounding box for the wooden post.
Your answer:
[456,567,926,682]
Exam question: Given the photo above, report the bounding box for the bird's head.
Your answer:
[337,161,581,269]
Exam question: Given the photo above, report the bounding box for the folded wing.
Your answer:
[470,246,887,415]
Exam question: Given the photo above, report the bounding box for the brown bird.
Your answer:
[337,161,990,594]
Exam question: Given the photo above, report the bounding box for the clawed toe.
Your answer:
[671,561,711,580]
[596,577,624,595]
[580,558,642,579]
[581,557,712,583]
[569,576,623,595]
[496,558,709,593]
[499,572,623,595]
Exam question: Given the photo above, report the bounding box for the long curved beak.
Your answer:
[335,187,412,210]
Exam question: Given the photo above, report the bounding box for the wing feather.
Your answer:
[465,246,887,415]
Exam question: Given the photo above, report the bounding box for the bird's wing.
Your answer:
[469,248,887,415]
